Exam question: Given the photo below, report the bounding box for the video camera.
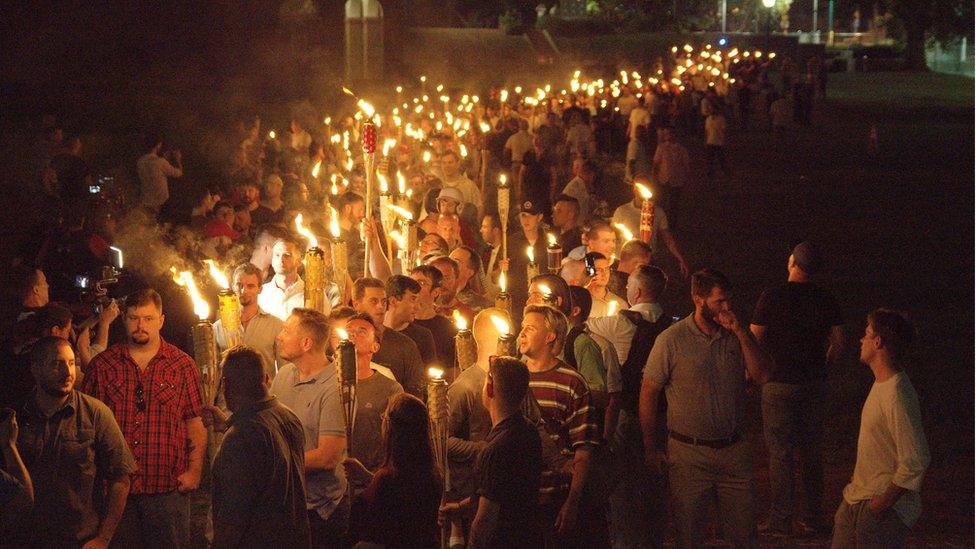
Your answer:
[74,246,124,316]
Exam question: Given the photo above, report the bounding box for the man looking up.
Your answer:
[384,275,437,368]
[449,245,491,313]
[215,263,285,379]
[410,265,458,378]
[81,289,206,548]
[269,308,349,547]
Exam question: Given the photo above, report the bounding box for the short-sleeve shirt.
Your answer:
[373,328,426,400]
[751,281,843,384]
[214,309,285,379]
[399,322,437,368]
[414,315,458,371]
[350,372,403,475]
[611,201,669,254]
[447,364,492,498]
[15,390,136,544]
[211,396,311,547]
[643,315,746,440]
[474,413,543,547]
[269,362,348,519]
[80,340,203,495]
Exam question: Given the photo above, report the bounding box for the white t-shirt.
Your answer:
[505,130,535,166]
[705,114,727,147]
[627,106,651,140]
[137,153,182,208]
[652,141,691,188]
[842,372,929,527]
[611,201,669,253]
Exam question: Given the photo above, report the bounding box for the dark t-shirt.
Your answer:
[373,328,425,400]
[352,468,441,548]
[351,372,403,476]
[413,315,457,371]
[399,322,437,368]
[474,413,543,547]
[752,281,843,384]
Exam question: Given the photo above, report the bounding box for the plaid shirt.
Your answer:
[80,339,203,495]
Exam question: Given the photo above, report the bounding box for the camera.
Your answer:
[584,254,596,277]
[76,248,124,316]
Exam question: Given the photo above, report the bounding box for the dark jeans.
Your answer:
[762,382,826,529]
[112,491,188,549]
[308,496,350,548]
[705,145,730,178]
[608,411,667,548]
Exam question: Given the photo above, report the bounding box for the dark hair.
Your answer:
[452,246,481,274]
[488,356,530,408]
[584,251,608,263]
[581,159,599,175]
[481,213,500,230]
[232,263,263,284]
[143,133,162,152]
[254,224,289,245]
[29,336,71,372]
[530,273,573,317]
[289,308,330,352]
[335,191,365,212]
[386,274,421,300]
[631,264,667,300]
[274,233,305,254]
[381,393,440,478]
[213,201,234,215]
[553,194,580,212]
[691,268,731,298]
[867,309,915,360]
[327,305,357,322]
[568,286,593,319]
[37,302,72,332]
[346,312,378,339]
[353,277,386,302]
[410,265,443,289]
[16,265,43,302]
[428,255,459,279]
[125,288,163,313]
[221,345,267,399]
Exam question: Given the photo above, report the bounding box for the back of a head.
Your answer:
[221,345,268,398]
[353,277,386,302]
[383,393,436,474]
[327,305,356,323]
[531,273,573,317]
[691,268,730,299]
[620,240,652,266]
[868,308,916,361]
[36,302,72,334]
[472,307,511,346]
[568,286,592,319]
[335,190,364,212]
[290,307,330,352]
[632,264,667,302]
[488,356,530,409]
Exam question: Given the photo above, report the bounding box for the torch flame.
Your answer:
[171,268,210,320]
[422,150,432,163]
[498,173,507,186]
[498,270,507,292]
[390,229,407,249]
[311,160,321,178]
[203,260,230,290]
[396,171,406,194]
[453,310,468,331]
[526,246,535,264]
[490,314,511,336]
[294,214,318,248]
[378,173,389,194]
[385,203,414,221]
[479,121,491,133]
[382,138,397,157]
[328,207,341,238]
[428,366,444,379]
[268,130,276,139]
[336,327,349,340]
[547,232,557,247]
[635,182,653,200]
[614,223,635,242]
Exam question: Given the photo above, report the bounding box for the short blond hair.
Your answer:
[523,304,568,355]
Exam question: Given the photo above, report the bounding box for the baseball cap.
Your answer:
[791,241,824,274]
[518,199,543,215]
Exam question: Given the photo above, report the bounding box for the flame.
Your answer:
[390,229,407,249]
[344,157,354,171]
[336,327,349,340]
[499,89,508,103]
[422,150,432,163]
[268,130,276,139]
[607,301,619,316]
[453,310,468,331]
[385,203,414,221]
[459,143,468,158]
[203,260,230,289]
[547,232,557,247]
[331,182,339,195]
[614,223,634,242]
[490,314,511,336]
[324,117,331,125]
[537,283,552,299]
[378,173,389,193]
[328,207,341,238]
[526,246,535,264]
[498,270,507,292]
[171,268,210,320]
[294,214,318,248]
[428,366,444,379]
[358,100,375,118]
[498,173,507,186]
[396,85,403,93]
[311,160,321,178]
[396,171,406,194]
[479,121,491,133]
[635,182,653,200]
[382,138,396,157]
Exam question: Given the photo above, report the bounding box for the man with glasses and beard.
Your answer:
[641,269,773,548]
[81,288,206,548]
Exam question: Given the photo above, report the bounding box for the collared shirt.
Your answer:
[136,153,182,208]
[214,308,285,379]
[588,289,628,320]
[259,276,334,321]
[212,396,311,548]
[269,362,347,520]
[16,390,136,544]
[643,315,747,440]
[588,302,665,364]
[80,339,203,495]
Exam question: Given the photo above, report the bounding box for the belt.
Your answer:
[669,430,741,449]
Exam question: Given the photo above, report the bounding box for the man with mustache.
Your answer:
[81,289,206,548]
[11,336,135,547]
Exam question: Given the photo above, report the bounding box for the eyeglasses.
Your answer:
[135,381,146,412]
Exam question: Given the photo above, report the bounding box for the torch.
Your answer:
[497,174,510,262]
[491,315,517,357]
[172,269,218,405]
[378,173,395,256]
[362,121,377,277]
[526,246,540,285]
[494,271,511,317]
[546,232,562,274]
[386,203,416,274]
[328,207,349,306]
[295,214,327,314]
[427,367,451,549]
[453,311,476,373]
[635,182,655,246]
[204,260,242,349]
[335,328,358,455]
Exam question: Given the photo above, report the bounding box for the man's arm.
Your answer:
[468,497,502,548]
[555,445,592,535]
[660,228,688,276]
[603,393,621,442]
[749,324,767,346]
[826,325,845,363]
[639,379,665,470]
[178,417,206,492]
[88,476,129,548]
[305,434,346,471]
[720,311,772,385]
[363,218,393,281]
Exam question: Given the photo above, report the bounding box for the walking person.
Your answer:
[704,105,731,180]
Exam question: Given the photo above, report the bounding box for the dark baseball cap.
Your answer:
[791,241,824,274]
[518,199,543,215]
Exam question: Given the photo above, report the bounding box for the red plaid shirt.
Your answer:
[80,339,203,495]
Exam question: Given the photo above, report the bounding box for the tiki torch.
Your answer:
[491,314,517,357]
[546,232,562,274]
[453,311,476,373]
[204,260,242,349]
[386,203,416,274]
[335,328,357,454]
[172,269,218,405]
[362,121,377,277]
[427,367,451,549]
[526,246,540,285]
[378,173,395,256]
[494,271,511,317]
[328,207,349,306]
[295,214,327,314]
[635,182,655,245]
[497,174,510,261]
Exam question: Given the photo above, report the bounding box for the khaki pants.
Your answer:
[830,500,908,549]
[668,437,756,548]
[112,491,188,549]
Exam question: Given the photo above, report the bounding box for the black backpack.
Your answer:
[619,309,672,415]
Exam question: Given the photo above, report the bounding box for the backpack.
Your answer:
[563,325,584,368]
[619,309,672,415]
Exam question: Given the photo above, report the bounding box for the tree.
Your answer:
[885,0,972,70]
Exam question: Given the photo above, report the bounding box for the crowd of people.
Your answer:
[1,43,929,549]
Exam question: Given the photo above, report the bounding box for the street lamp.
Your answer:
[762,0,776,51]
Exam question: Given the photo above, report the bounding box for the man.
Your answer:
[204,201,242,242]
[384,275,438,368]
[410,265,458,378]
[750,242,845,536]
[17,266,49,321]
[830,310,929,548]
[429,255,475,322]
[651,127,691,227]
[258,235,307,321]
[584,252,627,319]
[520,304,601,545]
[50,135,92,203]
[705,106,731,179]
[479,213,504,284]
[440,356,543,547]
[608,239,652,298]
[552,194,583,254]
[507,199,550,321]
[504,117,534,174]
[436,212,464,251]
[81,289,206,547]
[335,191,367,278]
[250,224,289,281]
[269,308,349,547]
[449,245,492,313]
[568,219,617,261]
[12,336,135,547]
[612,186,689,275]
[561,160,599,221]
[436,187,477,247]
[204,346,311,548]
[641,269,773,548]
[136,134,183,214]
[215,263,285,379]
[1,407,34,536]
[439,150,482,223]
[341,313,404,487]
[352,278,426,399]
[587,265,671,548]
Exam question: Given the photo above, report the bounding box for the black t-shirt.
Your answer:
[400,322,437,368]
[752,281,843,384]
[474,413,542,547]
[413,315,456,370]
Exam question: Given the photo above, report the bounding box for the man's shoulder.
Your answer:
[404,321,434,339]
[74,390,116,421]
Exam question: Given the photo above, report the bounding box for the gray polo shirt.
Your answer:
[270,362,347,519]
[643,315,747,440]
